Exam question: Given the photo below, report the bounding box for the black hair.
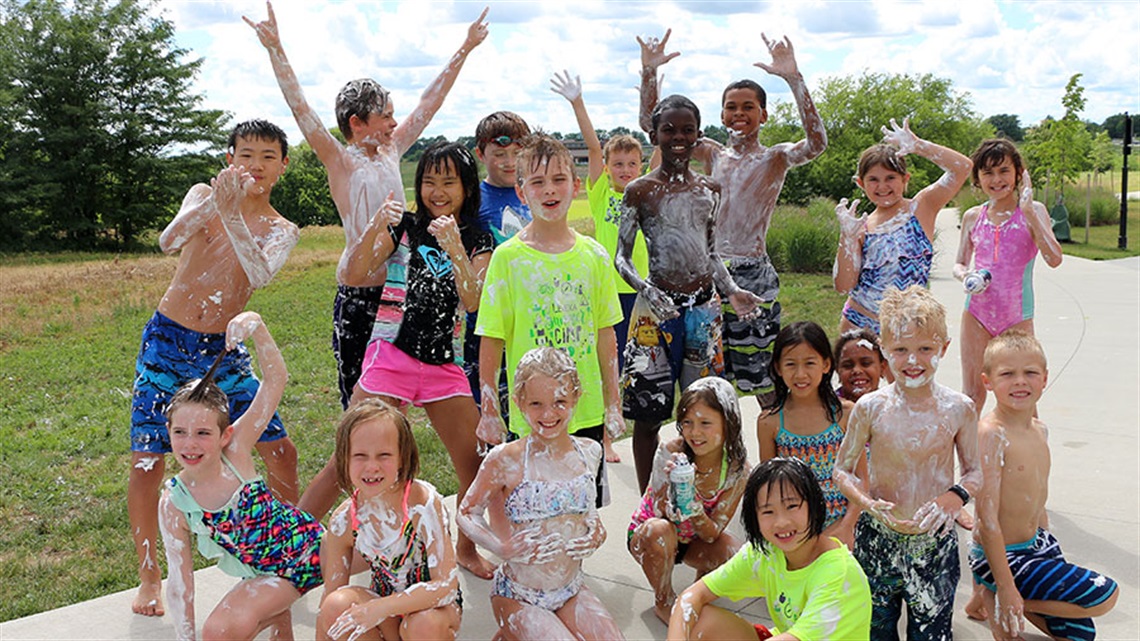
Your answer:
[768,321,842,424]
[970,138,1025,189]
[722,79,767,110]
[413,141,481,228]
[335,78,390,141]
[650,94,701,131]
[833,327,884,367]
[741,457,827,552]
[228,119,288,158]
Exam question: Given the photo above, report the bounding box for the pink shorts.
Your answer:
[358,340,472,407]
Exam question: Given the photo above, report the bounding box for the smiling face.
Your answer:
[605,149,643,193]
[678,400,726,460]
[775,342,830,401]
[517,373,578,441]
[983,349,1047,412]
[168,404,232,470]
[651,107,701,168]
[721,87,767,137]
[857,163,910,211]
[347,417,403,500]
[226,135,288,195]
[353,101,398,148]
[881,325,949,390]
[977,156,1020,203]
[478,141,522,188]
[420,158,465,219]
[515,155,579,222]
[757,480,812,558]
[837,339,884,400]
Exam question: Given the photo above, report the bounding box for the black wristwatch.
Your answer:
[948,484,971,505]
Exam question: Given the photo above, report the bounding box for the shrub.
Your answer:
[767,197,839,274]
[1067,186,1121,228]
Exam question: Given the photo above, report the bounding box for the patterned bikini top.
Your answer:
[505,437,595,524]
[350,481,431,597]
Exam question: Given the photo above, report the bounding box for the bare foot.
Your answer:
[132,580,165,617]
[964,589,988,621]
[604,443,622,463]
[653,598,674,624]
[457,545,496,580]
[956,507,975,530]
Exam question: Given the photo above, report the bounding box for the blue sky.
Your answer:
[161,1,1140,146]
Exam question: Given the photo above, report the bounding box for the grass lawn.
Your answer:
[0,219,844,622]
[1063,199,1140,260]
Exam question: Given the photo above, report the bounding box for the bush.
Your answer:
[767,197,839,274]
[1067,186,1121,228]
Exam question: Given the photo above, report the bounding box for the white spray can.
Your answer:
[671,455,699,519]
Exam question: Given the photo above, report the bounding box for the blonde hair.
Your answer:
[602,134,643,164]
[334,399,419,493]
[515,133,574,185]
[513,347,581,401]
[983,329,1047,374]
[879,285,947,343]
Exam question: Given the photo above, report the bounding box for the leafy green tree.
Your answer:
[702,125,728,145]
[1022,74,1093,199]
[759,71,990,204]
[272,140,339,227]
[986,113,1024,141]
[1102,113,1129,140]
[0,0,227,249]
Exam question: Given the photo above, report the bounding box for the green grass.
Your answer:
[1063,199,1140,260]
[0,208,845,622]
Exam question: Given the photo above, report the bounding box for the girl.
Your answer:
[832,328,885,402]
[954,139,1063,413]
[834,117,973,335]
[627,377,749,624]
[158,312,323,641]
[332,140,495,578]
[457,347,624,641]
[666,458,872,641]
[757,321,862,547]
[317,399,462,641]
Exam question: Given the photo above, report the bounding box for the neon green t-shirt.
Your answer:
[587,172,648,295]
[702,540,871,640]
[475,233,622,436]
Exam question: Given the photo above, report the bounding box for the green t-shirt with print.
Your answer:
[587,172,649,295]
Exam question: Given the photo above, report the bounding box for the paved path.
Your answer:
[4,211,1137,640]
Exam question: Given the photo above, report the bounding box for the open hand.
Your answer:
[728,290,764,321]
[476,410,506,446]
[242,1,281,50]
[225,312,263,350]
[914,493,962,537]
[550,70,582,103]
[865,499,900,527]
[835,198,865,237]
[754,33,800,79]
[327,600,386,641]
[643,284,679,321]
[992,584,1026,640]
[882,117,918,156]
[637,29,680,70]
[464,7,490,50]
[501,527,564,564]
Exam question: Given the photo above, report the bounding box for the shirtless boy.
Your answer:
[128,120,300,616]
[833,285,982,640]
[639,29,827,407]
[969,330,1118,641]
[617,94,761,493]
[245,2,488,412]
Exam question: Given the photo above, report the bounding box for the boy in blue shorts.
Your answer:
[128,120,300,617]
[617,94,762,493]
[475,134,624,506]
[969,330,1118,641]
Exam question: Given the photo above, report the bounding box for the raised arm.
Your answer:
[228,312,287,452]
[551,71,604,185]
[833,198,866,293]
[212,166,299,289]
[637,29,679,134]
[158,490,197,641]
[754,34,827,166]
[1019,171,1063,268]
[342,193,403,285]
[160,183,216,254]
[975,425,1026,639]
[392,7,489,155]
[244,2,345,170]
[882,117,972,231]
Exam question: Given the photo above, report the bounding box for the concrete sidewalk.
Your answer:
[4,211,1137,640]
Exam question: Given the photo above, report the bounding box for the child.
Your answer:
[317,400,462,641]
[833,118,972,335]
[628,377,749,623]
[245,2,488,412]
[833,328,885,402]
[638,30,827,406]
[158,312,322,641]
[968,331,1117,640]
[551,69,649,462]
[128,120,300,616]
[474,134,624,501]
[341,141,494,578]
[617,94,762,494]
[833,285,982,641]
[667,457,871,641]
[954,139,1063,413]
[457,348,624,640]
[756,321,861,547]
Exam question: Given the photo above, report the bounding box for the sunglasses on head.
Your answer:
[484,135,514,147]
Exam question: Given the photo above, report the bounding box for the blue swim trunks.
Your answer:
[130,311,286,453]
[970,529,1116,641]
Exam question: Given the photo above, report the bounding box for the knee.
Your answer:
[1085,585,1119,618]
[402,610,453,640]
[201,610,256,641]
[317,587,364,629]
[631,520,676,560]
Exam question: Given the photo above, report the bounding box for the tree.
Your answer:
[702,125,728,145]
[1022,74,1093,199]
[758,71,990,204]
[1102,113,1129,140]
[986,113,1024,141]
[272,140,339,227]
[0,0,227,249]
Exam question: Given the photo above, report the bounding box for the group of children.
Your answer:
[121,6,1119,640]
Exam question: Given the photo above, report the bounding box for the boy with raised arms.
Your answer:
[128,120,300,617]
[639,29,827,407]
[833,285,981,640]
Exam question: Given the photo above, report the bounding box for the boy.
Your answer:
[969,330,1118,641]
[474,134,624,505]
[833,285,982,640]
[129,120,300,616]
[617,95,761,493]
[639,30,827,407]
[245,2,488,413]
[551,70,649,462]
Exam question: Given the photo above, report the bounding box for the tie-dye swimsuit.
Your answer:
[966,204,1038,335]
[774,411,848,529]
[167,456,323,593]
